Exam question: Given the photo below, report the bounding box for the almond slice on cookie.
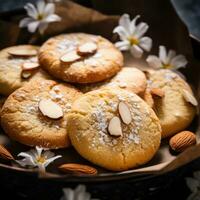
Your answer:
[22,62,40,71]
[39,99,63,119]
[182,89,198,106]
[60,51,81,63]
[77,42,97,56]
[8,49,38,57]
[108,116,123,137]
[118,102,132,125]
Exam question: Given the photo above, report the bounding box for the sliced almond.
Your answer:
[59,163,97,175]
[77,42,97,56]
[108,116,123,137]
[21,71,32,79]
[143,89,154,108]
[118,102,132,124]
[150,88,165,98]
[22,62,40,71]
[38,99,63,119]
[0,144,14,160]
[182,89,198,106]
[8,49,37,57]
[60,51,81,63]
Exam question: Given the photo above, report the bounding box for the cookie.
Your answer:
[78,67,147,95]
[39,33,123,84]
[0,45,49,96]
[67,88,161,171]
[146,69,197,138]
[1,79,82,149]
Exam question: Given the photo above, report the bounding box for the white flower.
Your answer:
[113,14,152,58]
[16,146,61,171]
[60,185,99,200]
[186,171,200,200]
[146,45,188,70]
[19,0,61,34]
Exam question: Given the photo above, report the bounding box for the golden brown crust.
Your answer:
[147,69,196,138]
[67,88,161,171]
[39,33,123,83]
[0,45,50,96]
[1,79,82,149]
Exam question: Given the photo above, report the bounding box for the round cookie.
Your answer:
[78,67,147,95]
[147,69,197,138]
[0,45,50,96]
[67,88,161,171]
[39,33,123,84]
[1,79,82,149]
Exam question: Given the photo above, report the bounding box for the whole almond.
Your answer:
[118,102,132,124]
[60,51,81,63]
[0,144,14,160]
[39,99,63,119]
[77,42,97,56]
[182,89,198,106]
[151,88,165,98]
[169,131,196,152]
[108,116,123,137]
[59,163,97,175]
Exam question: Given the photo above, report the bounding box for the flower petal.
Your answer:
[44,3,55,17]
[194,171,200,182]
[159,46,168,65]
[43,155,61,167]
[36,146,43,157]
[38,22,48,34]
[62,188,74,200]
[37,0,46,15]
[119,14,131,34]
[16,152,36,166]
[27,21,40,33]
[186,177,199,193]
[24,3,38,19]
[43,14,61,22]
[170,54,188,69]
[134,22,149,39]
[166,49,176,64]
[19,17,34,28]
[115,40,130,51]
[146,55,162,69]
[113,26,129,41]
[130,15,140,34]
[43,151,55,158]
[139,36,152,52]
[130,45,143,58]
[187,191,200,200]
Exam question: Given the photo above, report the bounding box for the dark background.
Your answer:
[0,0,200,199]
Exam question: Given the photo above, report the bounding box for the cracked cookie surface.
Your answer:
[1,79,82,149]
[39,33,123,84]
[147,69,196,138]
[67,88,161,171]
[0,45,50,96]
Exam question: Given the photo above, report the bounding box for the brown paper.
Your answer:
[0,0,199,180]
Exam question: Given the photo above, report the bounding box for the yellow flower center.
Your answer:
[163,64,173,69]
[37,14,44,20]
[36,156,46,164]
[128,37,139,45]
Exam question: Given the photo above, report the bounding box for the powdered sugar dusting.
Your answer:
[56,39,78,53]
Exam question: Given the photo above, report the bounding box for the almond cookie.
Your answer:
[67,88,161,171]
[78,67,147,95]
[39,33,123,84]
[1,79,82,149]
[0,45,50,96]
[146,69,197,138]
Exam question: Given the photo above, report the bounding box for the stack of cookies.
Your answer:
[0,33,198,171]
